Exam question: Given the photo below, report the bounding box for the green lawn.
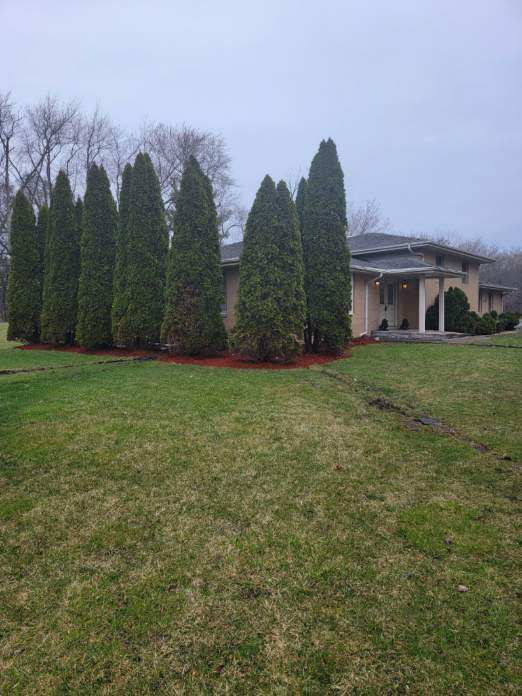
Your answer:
[483,333,522,347]
[331,341,522,461]
[1,325,520,693]
[0,323,122,372]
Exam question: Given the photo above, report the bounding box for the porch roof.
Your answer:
[352,253,465,279]
[479,282,517,294]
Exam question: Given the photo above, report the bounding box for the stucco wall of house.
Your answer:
[421,251,480,312]
[222,265,240,332]
[479,290,504,314]
[223,265,372,337]
[351,273,368,336]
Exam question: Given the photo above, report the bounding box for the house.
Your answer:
[220,232,514,335]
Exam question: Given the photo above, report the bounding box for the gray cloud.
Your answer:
[2,0,521,244]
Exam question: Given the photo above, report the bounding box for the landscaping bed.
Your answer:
[16,342,360,369]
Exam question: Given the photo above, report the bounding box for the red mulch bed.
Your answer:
[17,338,377,370]
[350,337,378,346]
[159,352,348,370]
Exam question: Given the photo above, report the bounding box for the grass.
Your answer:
[482,333,522,347]
[0,323,121,371]
[331,341,522,460]
[1,324,520,693]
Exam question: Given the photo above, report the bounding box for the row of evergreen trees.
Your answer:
[233,138,351,358]
[7,138,352,361]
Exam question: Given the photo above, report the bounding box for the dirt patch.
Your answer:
[16,343,350,370]
[316,365,515,461]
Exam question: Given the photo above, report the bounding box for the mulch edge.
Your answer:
[14,339,378,370]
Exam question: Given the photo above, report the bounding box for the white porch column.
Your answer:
[438,277,445,332]
[364,280,369,334]
[418,276,426,333]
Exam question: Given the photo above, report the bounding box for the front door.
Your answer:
[379,281,396,328]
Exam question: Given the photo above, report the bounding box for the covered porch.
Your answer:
[355,266,466,336]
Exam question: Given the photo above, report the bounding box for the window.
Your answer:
[387,284,395,305]
[462,262,469,284]
[379,284,385,305]
[436,254,444,267]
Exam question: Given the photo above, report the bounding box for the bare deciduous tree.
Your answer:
[20,94,81,205]
[139,122,241,237]
[347,197,392,236]
[0,91,243,318]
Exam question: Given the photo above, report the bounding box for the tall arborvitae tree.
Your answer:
[6,191,40,342]
[161,156,227,355]
[295,176,307,233]
[112,162,133,343]
[233,175,305,362]
[76,164,117,348]
[274,179,306,352]
[118,153,168,347]
[75,197,83,245]
[41,171,80,344]
[302,139,351,353]
[35,204,48,296]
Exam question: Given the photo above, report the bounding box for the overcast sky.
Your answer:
[2,0,521,245]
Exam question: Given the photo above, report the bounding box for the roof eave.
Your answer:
[221,258,240,267]
[351,242,494,264]
[479,283,517,293]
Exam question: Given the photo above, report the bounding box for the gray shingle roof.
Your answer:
[478,282,516,292]
[220,241,243,262]
[347,232,425,252]
[357,253,433,270]
[220,231,493,269]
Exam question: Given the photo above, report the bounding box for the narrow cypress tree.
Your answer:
[161,156,227,355]
[295,176,307,233]
[76,165,117,348]
[41,170,80,344]
[6,191,40,342]
[111,162,133,343]
[302,139,351,353]
[75,197,83,247]
[118,153,168,347]
[35,204,48,294]
[274,180,306,354]
[233,175,305,362]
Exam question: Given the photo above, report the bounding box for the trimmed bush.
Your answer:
[302,139,351,353]
[461,310,481,335]
[112,162,133,343]
[232,175,306,362]
[426,286,470,332]
[475,313,497,335]
[41,171,80,345]
[6,190,40,342]
[161,156,227,355]
[117,153,168,347]
[76,164,117,348]
[498,312,518,331]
